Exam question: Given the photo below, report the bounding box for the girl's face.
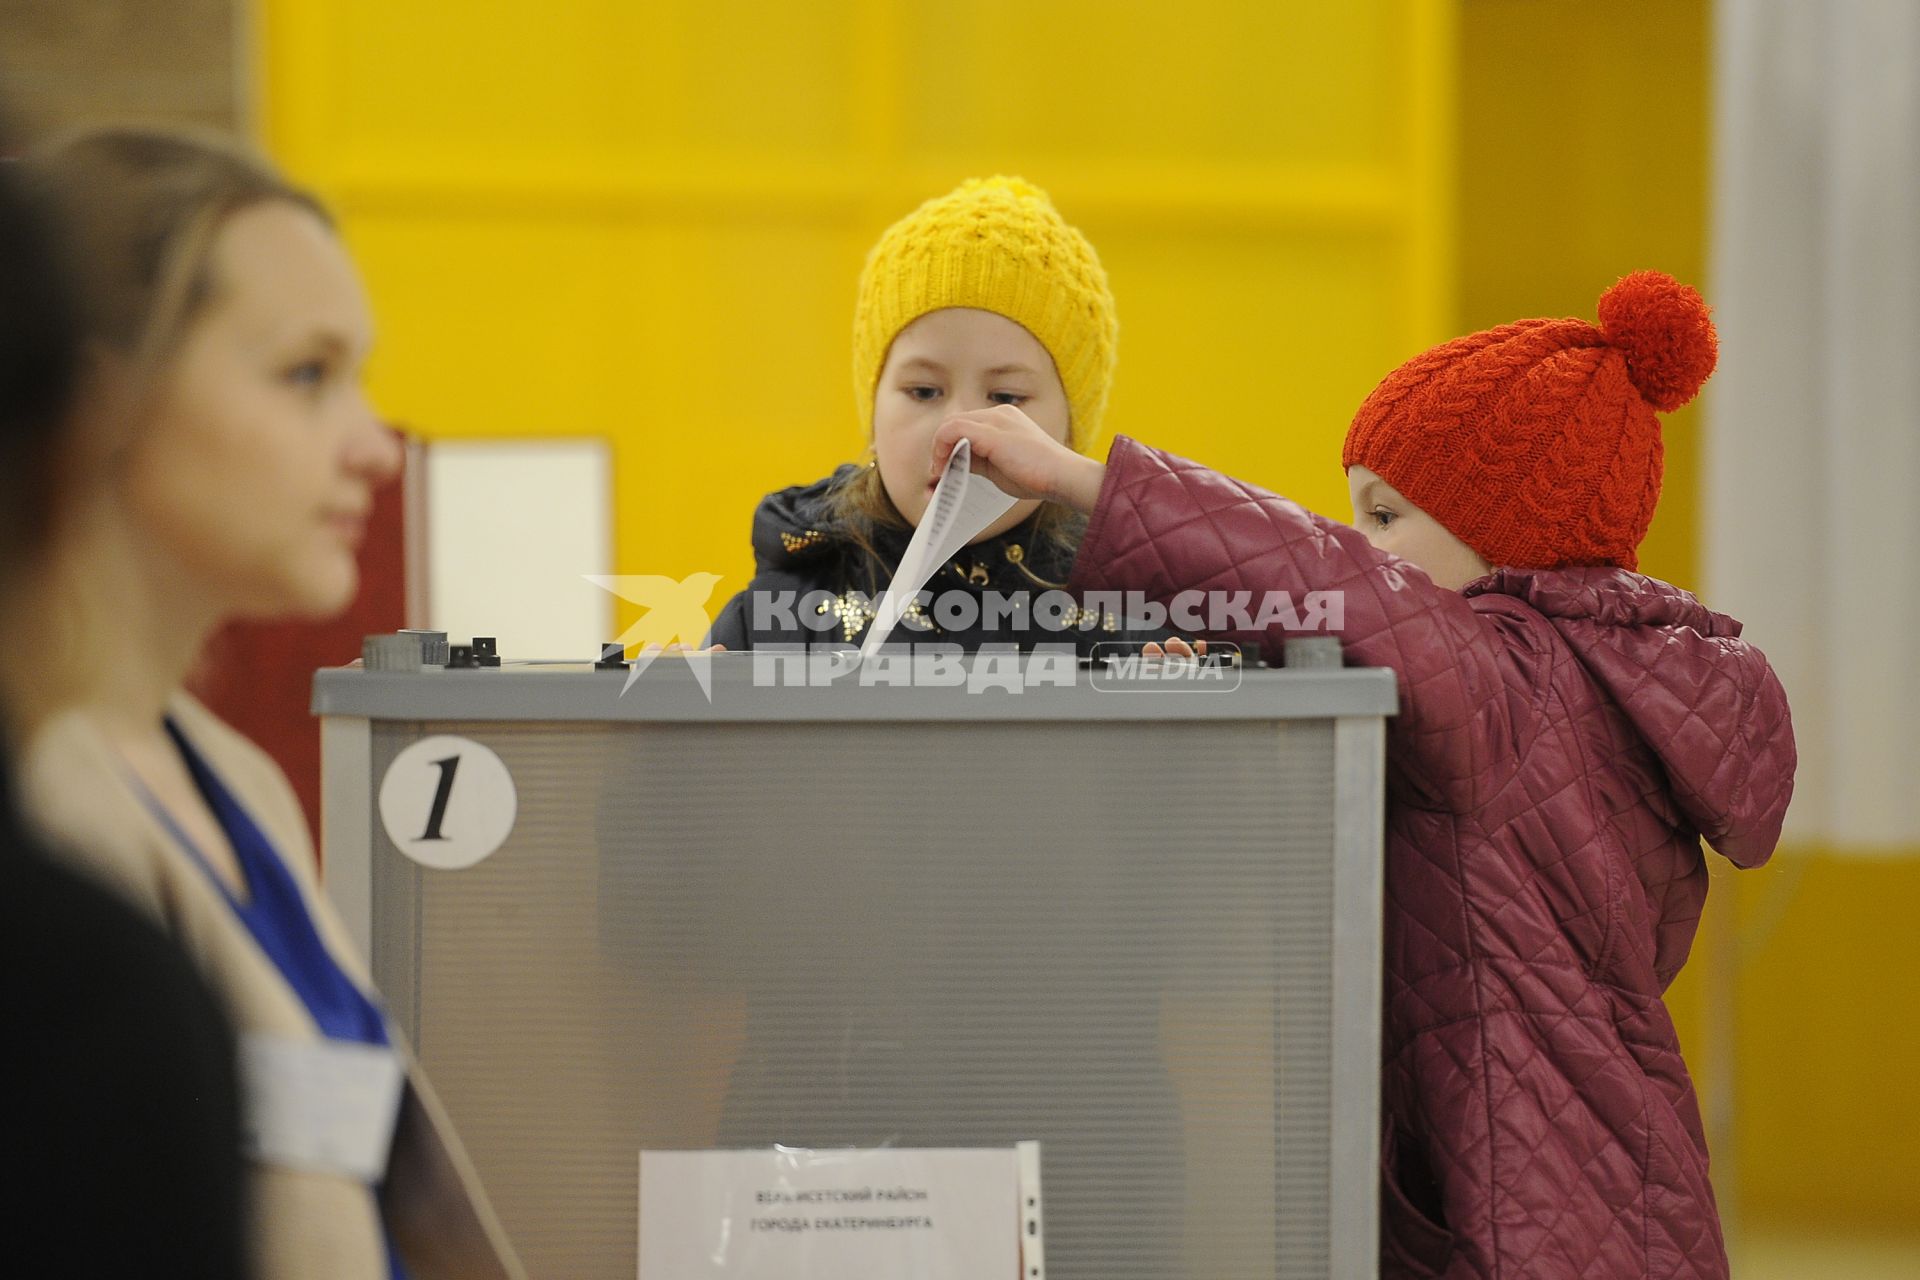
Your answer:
[1347,465,1492,591]
[871,307,1071,542]
[120,201,399,620]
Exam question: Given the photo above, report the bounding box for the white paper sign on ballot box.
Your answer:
[640,1143,1044,1280]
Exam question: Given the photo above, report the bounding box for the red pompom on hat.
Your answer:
[1342,271,1717,571]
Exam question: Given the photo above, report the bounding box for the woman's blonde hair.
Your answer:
[24,126,328,378]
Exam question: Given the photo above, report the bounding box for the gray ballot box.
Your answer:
[314,654,1395,1279]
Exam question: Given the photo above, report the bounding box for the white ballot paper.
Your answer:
[859,438,1019,657]
[639,1145,1038,1280]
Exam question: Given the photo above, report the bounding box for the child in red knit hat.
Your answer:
[930,272,1797,1280]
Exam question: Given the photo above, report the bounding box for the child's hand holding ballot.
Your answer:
[928,405,1108,514]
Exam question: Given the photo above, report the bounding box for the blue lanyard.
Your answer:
[139,720,392,1049]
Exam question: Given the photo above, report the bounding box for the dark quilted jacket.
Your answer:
[1069,438,1796,1279]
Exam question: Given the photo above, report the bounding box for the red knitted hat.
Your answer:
[1341,271,1717,571]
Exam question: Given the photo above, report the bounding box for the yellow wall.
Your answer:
[1730,854,1920,1231]
[257,0,1457,631]
[1463,0,1920,1237]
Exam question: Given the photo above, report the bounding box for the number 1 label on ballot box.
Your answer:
[640,1144,1043,1279]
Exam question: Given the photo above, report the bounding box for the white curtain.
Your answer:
[1708,0,1920,852]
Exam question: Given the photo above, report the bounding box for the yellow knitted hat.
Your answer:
[852,176,1118,451]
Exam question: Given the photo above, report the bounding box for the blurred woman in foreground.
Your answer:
[14,127,522,1280]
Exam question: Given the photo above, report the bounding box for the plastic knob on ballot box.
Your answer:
[1282,636,1344,669]
[398,628,449,666]
[361,633,423,672]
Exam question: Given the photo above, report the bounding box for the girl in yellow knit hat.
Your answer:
[706,175,1156,651]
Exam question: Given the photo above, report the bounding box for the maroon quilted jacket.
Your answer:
[1070,438,1796,1279]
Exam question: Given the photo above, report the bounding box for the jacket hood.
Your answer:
[1468,566,1795,867]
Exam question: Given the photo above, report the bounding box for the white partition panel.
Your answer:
[425,439,613,663]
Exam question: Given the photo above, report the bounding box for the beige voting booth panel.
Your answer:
[315,657,1394,1279]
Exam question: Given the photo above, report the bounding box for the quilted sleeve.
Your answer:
[1690,645,1795,868]
[1070,437,1544,813]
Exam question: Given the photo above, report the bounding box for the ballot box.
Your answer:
[313,653,1395,1279]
